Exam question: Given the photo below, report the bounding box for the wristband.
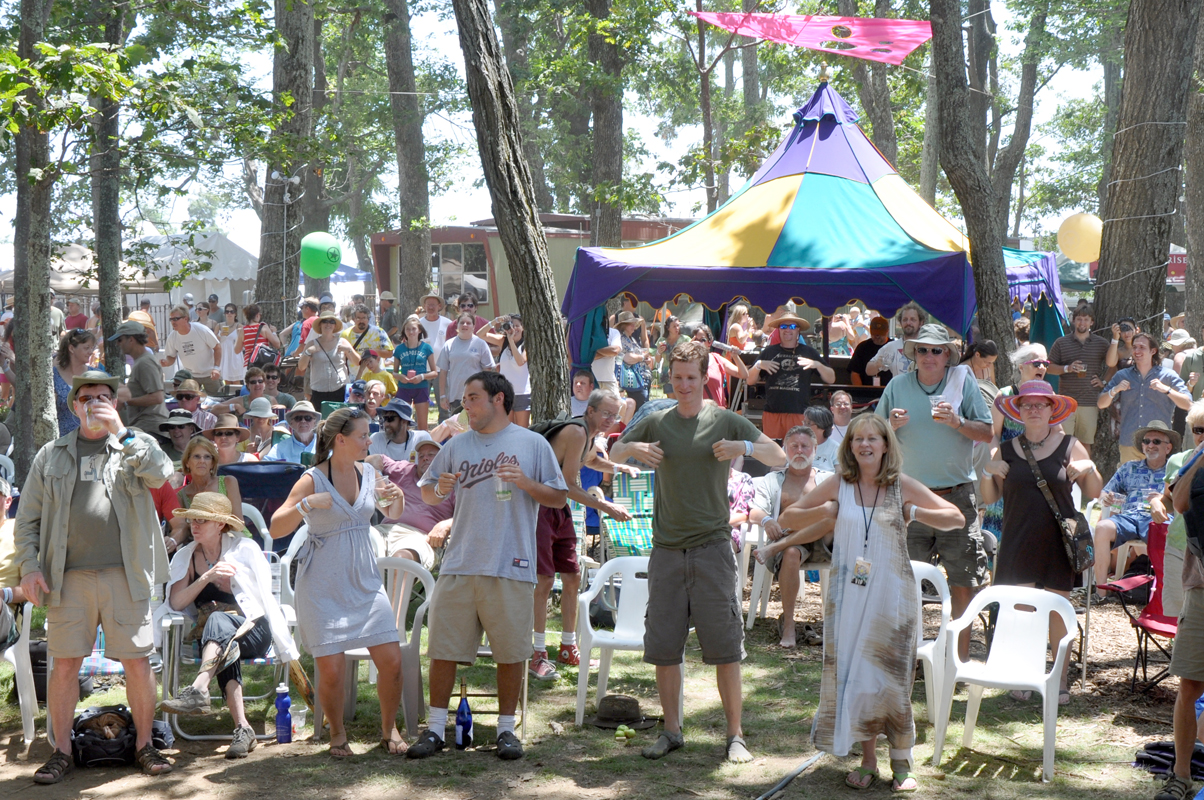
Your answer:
[434,485,449,500]
[744,440,754,457]
[2,587,12,604]
[956,416,964,430]
[908,504,918,524]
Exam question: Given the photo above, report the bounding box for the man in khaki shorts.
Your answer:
[411,372,568,761]
[611,342,785,763]
[16,371,174,783]
[1048,304,1111,455]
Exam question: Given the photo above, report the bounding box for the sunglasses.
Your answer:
[778,323,799,331]
[913,346,946,356]
[379,413,401,423]
[213,430,240,438]
[290,415,317,423]
[76,394,112,404]
[175,394,197,402]
[1142,438,1168,446]
[170,316,186,322]
[1193,426,1204,436]
[246,379,264,385]
[1024,359,1051,368]
[225,309,236,314]
[264,374,280,380]
[459,303,475,309]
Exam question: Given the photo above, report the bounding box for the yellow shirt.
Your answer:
[0,518,17,589]
[360,369,398,396]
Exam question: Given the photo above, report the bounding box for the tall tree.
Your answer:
[918,57,940,204]
[1093,0,1201,473]
[929,0,1015,386]
[255,0,314,331]
[1185,21,1204,338]
[587,0,624,247]
[449,0,568,420]
[384,0,433,311]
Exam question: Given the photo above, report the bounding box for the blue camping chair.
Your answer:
[218,462,307,553]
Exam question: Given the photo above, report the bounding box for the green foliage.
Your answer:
[1022,93,1106,230]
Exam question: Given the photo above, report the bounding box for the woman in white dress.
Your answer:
[792,413,963,792]
[218,303,246,385]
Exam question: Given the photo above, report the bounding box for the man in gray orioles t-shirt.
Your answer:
[413,372,567,761]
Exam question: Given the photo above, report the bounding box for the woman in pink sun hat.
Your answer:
[981,380,1102,704]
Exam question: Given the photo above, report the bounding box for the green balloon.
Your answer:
[300,232,342,279]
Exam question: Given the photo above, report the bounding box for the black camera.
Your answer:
[502,320,512,332]
[1120,323,1133,333]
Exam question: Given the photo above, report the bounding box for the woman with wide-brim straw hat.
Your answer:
[981,380,1101,704]
[203,413,256,465]
[158,492,301,758]
[299,311,361,408]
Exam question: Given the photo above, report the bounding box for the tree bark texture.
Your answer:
[385,0,433,310]
[91,1,127,374]
[13,0,56,483]
[1184,21,1204,339]
[696,1,718,214]
[989,4,1046,240]
[587,0,624,247]
[919,54,940,205]
[964,0,993,162]
[1097,25,1125,213]
[1093,0,1201,477]
[929,0,1015,388]
[837,0,897,167]
[449,0,569,421]
[299,15,331,304]
[740,0,761,131]
[256,0,313,331]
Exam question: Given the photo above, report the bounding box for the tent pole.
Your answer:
[821,315,830,359]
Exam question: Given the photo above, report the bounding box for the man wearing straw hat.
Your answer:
[747,309,834,440]
[16,370,174,782]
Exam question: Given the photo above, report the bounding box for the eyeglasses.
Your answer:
[290,415,317,423]
[778,323,799,331]
[1193,426,1204,436]
[76,394,112,404]
[264,374,279,381]
[175,394,197,402]
[213,430,240,438]
[1142,438,1168,446]
[459,303,475,309]
[224,309,236,314]
[246,379,264,385]
[1017,401,1052,410]
[169,316,186,322]
[913,346,946,356]
[1023,359,1051,368]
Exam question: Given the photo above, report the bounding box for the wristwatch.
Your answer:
[117,428,136,444]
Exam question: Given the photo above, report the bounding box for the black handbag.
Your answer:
[1018,437,1095,573]
[249,323,280,368]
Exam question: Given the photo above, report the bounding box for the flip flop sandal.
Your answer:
[802,624,822,646]
[379,737,408,755]
[32,751,74,785]
[845,766,879,790]
[329,740,354,759]
[891,772,919,792]
[726,735,753,763]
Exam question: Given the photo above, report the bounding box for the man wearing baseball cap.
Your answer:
[110,321,170,441]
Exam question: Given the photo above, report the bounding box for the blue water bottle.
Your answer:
[455,679,473,749]
[275,683,292,743]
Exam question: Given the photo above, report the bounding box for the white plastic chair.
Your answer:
[737,522,758,591]
[746,549,829,630]
[932,585,1077,782]
[575,556,682,726]
[315,557,433,738]
[2,602,37,744]
[910,562,951,724]
[241,503,270,551]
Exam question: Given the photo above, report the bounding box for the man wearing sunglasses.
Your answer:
[1099,333,1191,464]
[1048,304,1111,455]
[1091,420,1178,602]
[159,304,222,396]
[874,324,993,661]
[263,402,320,462]
[369,398,432,461]
[170,379,217,431]
[747,311,834,440]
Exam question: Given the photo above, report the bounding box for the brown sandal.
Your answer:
[32,751,74,784]
[378,736,408,755]
[135,743,174,776]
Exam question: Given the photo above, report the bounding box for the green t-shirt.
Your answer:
[874,368,992,489]
[65,436,123,572]
[1166,450,1190,552]
[619,403,762,550]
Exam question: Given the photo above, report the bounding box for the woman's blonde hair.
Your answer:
[181,436,218,477]
[837,413,902,487]
[1187,399,1204,431]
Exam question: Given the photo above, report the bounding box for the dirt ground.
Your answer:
[0,583,1183,799]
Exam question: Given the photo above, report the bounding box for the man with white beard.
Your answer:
[747,426,834,648]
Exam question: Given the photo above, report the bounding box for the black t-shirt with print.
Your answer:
[759,343,823,414]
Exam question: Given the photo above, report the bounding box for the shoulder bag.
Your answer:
[249,323,280,368]
[1018,437,1094,573]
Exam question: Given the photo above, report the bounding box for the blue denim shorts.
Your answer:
[1111,512,1151,548]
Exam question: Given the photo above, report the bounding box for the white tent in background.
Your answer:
[141,231,257,308]
[0,243,164,294]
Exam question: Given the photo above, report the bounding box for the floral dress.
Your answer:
[727,469,756,552]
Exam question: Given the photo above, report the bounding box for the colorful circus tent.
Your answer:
[561,79,1066,366]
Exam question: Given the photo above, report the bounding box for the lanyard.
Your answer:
[854,481,882,553]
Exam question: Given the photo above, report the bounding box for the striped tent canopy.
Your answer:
[562,79,1065,366]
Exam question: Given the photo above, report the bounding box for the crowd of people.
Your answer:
[5,288,1204,800]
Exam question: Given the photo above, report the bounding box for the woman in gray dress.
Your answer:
[272,406,407,757]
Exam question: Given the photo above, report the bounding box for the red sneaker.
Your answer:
[556,644,581,666]
[529,651,559,680]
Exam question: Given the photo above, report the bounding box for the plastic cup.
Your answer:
[292,706,307,737]
[928,395,945,419]
[85,401,105,433]
[374,478,393,509]
[495,475,512,502]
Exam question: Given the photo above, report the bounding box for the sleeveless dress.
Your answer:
[812,479,917,759]
[219,325,246,383]
[994,435,1078,592]
[294,462,398,657]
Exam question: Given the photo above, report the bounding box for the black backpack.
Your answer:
[527,413,586,444]
[71,705,174,767]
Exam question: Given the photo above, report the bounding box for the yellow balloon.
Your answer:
[1057,213,1103,263]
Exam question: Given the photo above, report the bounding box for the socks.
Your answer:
[560,631,576,647]
[497,714,516,737]
[427,707,448,742]
[533,631,546,653]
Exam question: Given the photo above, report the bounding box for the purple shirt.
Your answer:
[379,456,454,534]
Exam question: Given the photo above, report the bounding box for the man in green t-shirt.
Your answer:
[612,341,785,764]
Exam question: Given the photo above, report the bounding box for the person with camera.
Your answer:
[687,324,750,410]
[747,311,834,440]
[494,314,531,426]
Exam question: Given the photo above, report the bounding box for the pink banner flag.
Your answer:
[690,11,932,66]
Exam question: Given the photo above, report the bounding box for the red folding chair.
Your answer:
[1099,521,1175,691]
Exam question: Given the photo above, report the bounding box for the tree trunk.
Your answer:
[1093,0,1201,477]
[930,0,1015,388]
[449,0,568,421]
[91,2,127,375]
[301,15,330,303]
[740,0,761,131]
[1097,25,1125,213]
[1184,21,1204,338]
[496,0,555,212]
[384,0,433,312]
[696,1,718,214]
[12,0,56,483]
[965,0,993,160]
[256,0,313,331]
[990,4,1046,240]
[919,55,940,204]
[837,0,897,167]
[1011,157,1026,239]
[587,0,624,248]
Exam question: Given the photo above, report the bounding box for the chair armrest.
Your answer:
[578,572,611,607]
[279,604,296,625]
[160,611,187,630]
[1099,574,1155,593]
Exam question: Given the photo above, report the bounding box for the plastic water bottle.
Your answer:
[275,684,292,743]
[454,679,473,750]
